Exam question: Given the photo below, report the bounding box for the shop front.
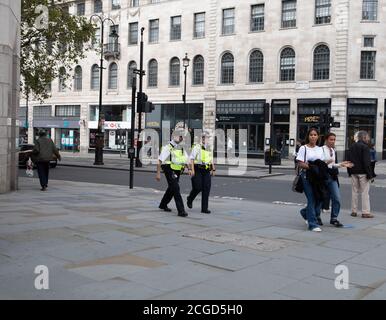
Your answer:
[297,98,331,142]
[346,98,377,150]
[145,103,203,144]
[216,100,266,158]
[89,105,131,152]
[271,100,290,158]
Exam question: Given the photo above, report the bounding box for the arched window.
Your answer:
[313,44,330,80]
[280,47,295,81]
[221,52,234,84]
[91,64,99,90]
[59,67,66,92]
[148,59,158,87]
[169,57,180,86]
[108,62,118,89]
[74,66,82,91]
[249,50,263,83]
[127,61,137,88]
[193,55,204,85]
[94,0,102,13]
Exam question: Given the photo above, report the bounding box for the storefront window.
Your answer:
[55,129,80,151]
[346,99,377,149]
[216,100,266,156]
[297,99,331,142]
[272,100,290,157]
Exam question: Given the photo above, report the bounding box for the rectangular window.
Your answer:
[194,12,205,38]
[55,105,81,117]
[93,27,100,47]
[109,25,119,44]
[77,2,85,16]
[360,51,376,79]
[222,8,235,35]
[94,0,102,13]
[111,0,120,10]
[131,0,139,7]
[282,0,297,28]
[364,36,375,47]
[33,106,52,119]
[362,0,378,21]
[129,22,138,45]
[170,16,182,41]
[251,4,264,32]
[149,19,159,43]
[315,0,331,24]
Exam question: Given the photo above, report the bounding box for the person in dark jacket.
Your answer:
[32,130,61,191]
[347,131,373,218]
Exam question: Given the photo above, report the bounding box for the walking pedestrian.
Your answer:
[32,130,61,191]
[321,133,353,227]
[156,131,189,217]
[296,128,328,232]
[369,143,377,179]
[347,131,374,218]
[187,131,216,214]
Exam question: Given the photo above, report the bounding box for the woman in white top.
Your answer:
[296,128,325,232]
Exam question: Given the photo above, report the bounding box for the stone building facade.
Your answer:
[0,0,20,193]
[21,0,386,159]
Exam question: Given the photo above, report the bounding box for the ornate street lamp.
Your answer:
[182,53,190,129]
[90,14,119,165]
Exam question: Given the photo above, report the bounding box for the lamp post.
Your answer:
[90,14,118,165]
[182,53,190,128]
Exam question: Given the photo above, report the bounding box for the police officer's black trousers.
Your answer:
[159,165,185,213]
[188,167,211,211]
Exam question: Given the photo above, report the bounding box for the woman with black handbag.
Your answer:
[296,128,325,232]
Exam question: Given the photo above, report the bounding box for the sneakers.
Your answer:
[330,220,344,228]
[311,227,322,232]
[201,210,211,214]
[351,212,357,217]
[362,213,374,218]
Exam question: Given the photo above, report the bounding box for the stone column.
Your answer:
[0,0,21,193]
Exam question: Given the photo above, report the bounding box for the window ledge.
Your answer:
[276,81,296,84]
[193,36,206,40]
[246,82,264,85]
[279,27,297,31]
[309,79,332,83]
[220,33,236,37]
[312,23,332,27]
[358,79,377,81]
[148,42,159,45]
[217,83,235,86]
[249,30,265,34]
[360,20,380,23]
[170,39,182,42]
[191,84,205,87]
[128,43,138,47]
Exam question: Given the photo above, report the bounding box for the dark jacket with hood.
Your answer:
[33,136,61,162]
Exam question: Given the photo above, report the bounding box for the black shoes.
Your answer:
[330,220,344,228]
[178,211,188,217]
[187,197,193,209]
[316,217,323,226]
[159,205,172,212]
[201,210,211,214]
[40,186,47,191]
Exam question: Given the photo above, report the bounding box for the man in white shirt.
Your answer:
[322,132,353,227]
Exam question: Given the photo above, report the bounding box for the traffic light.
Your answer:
[264,103,270,123]
[137,92,154,113]
[143,101,155,113]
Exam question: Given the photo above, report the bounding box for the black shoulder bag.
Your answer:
[292,146,306,193]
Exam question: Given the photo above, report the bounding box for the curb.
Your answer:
[58,163,285,180]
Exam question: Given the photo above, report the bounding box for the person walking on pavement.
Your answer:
[321,133,353,227]
[187,131,216,214]
[369,143,377,179]
[32,130,61,191]
[347,131,374,218]
[296,128,326,232]
[156,131,189,217]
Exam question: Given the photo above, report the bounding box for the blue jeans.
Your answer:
[300,172,322,230]
[326,177,340,220]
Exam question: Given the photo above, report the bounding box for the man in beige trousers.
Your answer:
[347,131,374,218]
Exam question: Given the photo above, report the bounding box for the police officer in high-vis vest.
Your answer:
[156,131,189,217]
[187,131,216,214]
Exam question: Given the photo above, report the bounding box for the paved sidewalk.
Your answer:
[1,178,386,299]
